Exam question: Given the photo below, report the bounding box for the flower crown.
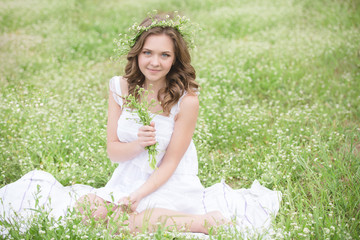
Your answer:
[113,11,198,59]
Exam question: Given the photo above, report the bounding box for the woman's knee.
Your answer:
[76,193,96,213]
[76,193,109,220]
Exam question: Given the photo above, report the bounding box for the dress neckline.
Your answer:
[123,108,174,121]
[115,76,179,120]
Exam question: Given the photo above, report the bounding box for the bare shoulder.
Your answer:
[177,93,199,118]
[181,93,199,109]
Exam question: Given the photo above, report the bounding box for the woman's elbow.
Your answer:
[106,146,118,163]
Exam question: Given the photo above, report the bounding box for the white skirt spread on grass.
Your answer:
[0,76,282,238]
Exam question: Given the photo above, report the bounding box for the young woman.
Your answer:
[76,14,228,234]
[0,13,281,236]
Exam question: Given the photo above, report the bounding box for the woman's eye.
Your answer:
[162,53,170,58]
[143,51,151,55]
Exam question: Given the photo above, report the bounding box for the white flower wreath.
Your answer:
[113,10,199,59]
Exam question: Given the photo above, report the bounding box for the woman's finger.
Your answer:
[139,125,156,132]
[138,131,156,138]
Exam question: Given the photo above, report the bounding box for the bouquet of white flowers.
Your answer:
[123,86,159,169]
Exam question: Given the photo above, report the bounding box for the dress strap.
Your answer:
[109,76,123,107]
[169,93,183,118]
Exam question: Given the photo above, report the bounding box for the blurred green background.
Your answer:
[1,0,359,239]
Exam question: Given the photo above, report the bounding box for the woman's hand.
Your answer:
[117,191,142,213]
[136,122,156,148]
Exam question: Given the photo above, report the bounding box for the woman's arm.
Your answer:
[119,94,199,211]
[106,89,157,163]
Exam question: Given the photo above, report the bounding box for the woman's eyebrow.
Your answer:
[142,47,173,53]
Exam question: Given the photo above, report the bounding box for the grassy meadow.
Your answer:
[1,0,359,239]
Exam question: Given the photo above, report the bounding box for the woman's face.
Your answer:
[138,34,175,87]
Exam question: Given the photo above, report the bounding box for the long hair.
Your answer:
[123,15,199,115]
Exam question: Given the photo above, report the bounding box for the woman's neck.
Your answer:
[143,81,166,96]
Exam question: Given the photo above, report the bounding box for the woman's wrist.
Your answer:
[132,140,146,153]
[131,189,144,202]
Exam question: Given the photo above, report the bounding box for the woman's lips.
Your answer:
[148,68,160,73]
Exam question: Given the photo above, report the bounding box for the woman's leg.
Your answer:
[76,195,229,234]
[110,207,229,234]
[76,193,116,224]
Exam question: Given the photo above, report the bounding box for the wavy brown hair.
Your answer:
[123,14,199,115]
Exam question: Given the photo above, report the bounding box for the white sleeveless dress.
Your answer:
[0,76,281,236]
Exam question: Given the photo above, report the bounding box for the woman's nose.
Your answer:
[150,55,160,66]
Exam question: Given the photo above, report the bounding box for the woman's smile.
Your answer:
[147,68,161,72]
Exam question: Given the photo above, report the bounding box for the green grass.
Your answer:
[1,0,359,239]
